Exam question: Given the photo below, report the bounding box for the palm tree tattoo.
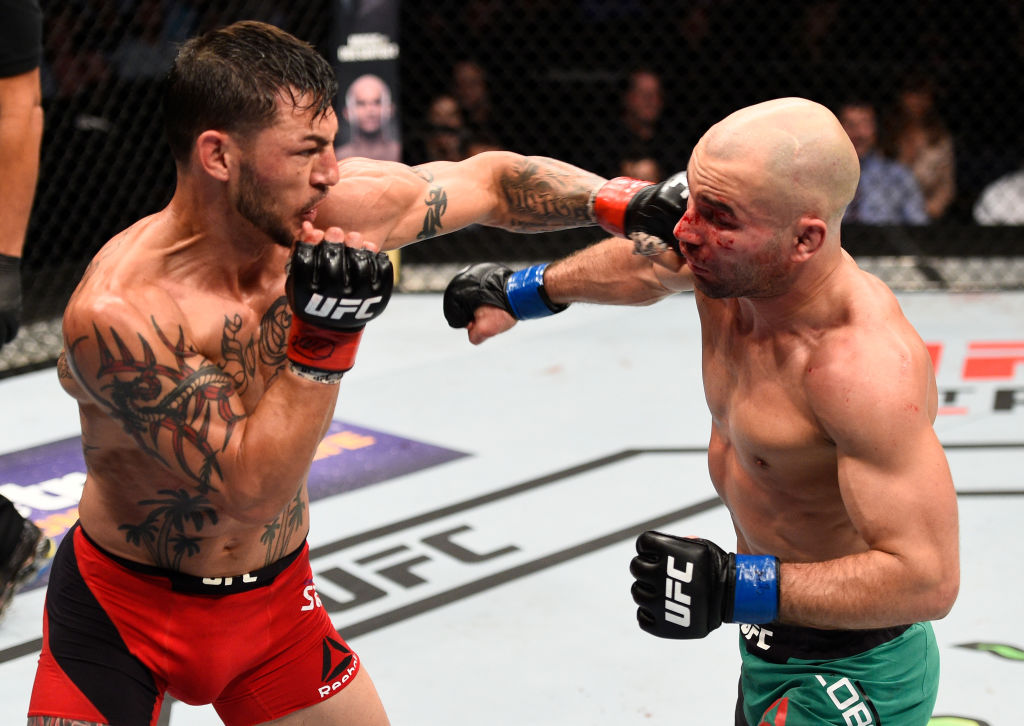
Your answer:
[68,317,243,568]
[260,489,306,565]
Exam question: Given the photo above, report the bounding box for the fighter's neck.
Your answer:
[156,193,286,295]
[736,253,853,334]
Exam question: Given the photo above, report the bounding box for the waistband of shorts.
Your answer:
[74,522,307,596]
[741,621,913,663]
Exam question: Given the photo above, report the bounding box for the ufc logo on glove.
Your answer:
[302,294,384,320]
[663,556,695,628]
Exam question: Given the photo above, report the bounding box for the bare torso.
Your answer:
[59,213,331,576]
[697,256,938,563]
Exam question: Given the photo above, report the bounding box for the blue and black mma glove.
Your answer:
[629,530,779,639]
[443,262,567,329]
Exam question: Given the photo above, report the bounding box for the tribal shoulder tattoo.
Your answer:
[67,298,296,569]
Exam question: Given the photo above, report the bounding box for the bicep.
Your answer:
[818,359,957,565]
[320,157,498,250]
[836,424,956,558]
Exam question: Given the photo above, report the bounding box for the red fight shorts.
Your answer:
[29,523,361,726]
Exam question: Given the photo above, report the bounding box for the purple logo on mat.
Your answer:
[0,422,467,585]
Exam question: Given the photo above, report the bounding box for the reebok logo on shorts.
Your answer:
[318,636,359,698]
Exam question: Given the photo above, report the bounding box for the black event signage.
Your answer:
[331,0,401,162]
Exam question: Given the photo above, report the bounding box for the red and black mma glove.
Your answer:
[442,261,566,329]
[285,240,394,384]
[0,254,22,347]
[629,530,779,639]
[591,171,690,255]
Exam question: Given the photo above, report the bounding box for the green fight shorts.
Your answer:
[736,621,939,726]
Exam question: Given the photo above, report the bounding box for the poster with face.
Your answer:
[331,0,401,161]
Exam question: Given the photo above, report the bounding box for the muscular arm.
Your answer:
[464,237,694,344]
[779,336,959,628]
[64,296,337,526]
[319,151,606,250]
[0,67,43,257]
[543,236,694,306]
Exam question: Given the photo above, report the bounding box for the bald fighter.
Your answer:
[445,97,959,725]
[28,20,660,726]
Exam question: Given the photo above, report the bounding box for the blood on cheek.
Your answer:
[675,212,735,249]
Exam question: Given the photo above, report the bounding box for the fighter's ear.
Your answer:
[195,130,232,182]
[792,216,827,261]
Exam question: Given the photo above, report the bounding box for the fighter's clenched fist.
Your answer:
[286,222,394,383]
[629,530,779,639]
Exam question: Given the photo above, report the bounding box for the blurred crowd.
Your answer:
[400,0,1024,225]
[29,0,1024,262]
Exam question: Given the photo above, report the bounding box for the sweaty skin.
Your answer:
[58,94,605,579]
[467,98,959,630]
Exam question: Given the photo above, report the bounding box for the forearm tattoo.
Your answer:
[499,159,597,230]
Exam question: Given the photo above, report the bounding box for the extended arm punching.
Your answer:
[443,172,694,342]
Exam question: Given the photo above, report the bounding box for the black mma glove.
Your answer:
[285,240,393,383]
[0,254,22,347]
[591,171,690,255]
[629,530,779,640]
[443,262,567,329]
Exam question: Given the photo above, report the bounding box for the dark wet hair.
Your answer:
[163,20,338,162]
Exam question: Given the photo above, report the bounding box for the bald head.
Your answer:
[697,98,860,224]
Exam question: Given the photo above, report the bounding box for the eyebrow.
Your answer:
[302,134,332,146]
[696,194,738,218]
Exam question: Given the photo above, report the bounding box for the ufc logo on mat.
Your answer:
[663,556,694,627]
[304,294,384,320]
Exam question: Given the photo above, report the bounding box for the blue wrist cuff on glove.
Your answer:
[732,555,779,624]
[505,264,559,320]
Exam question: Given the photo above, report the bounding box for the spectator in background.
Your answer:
[591,68,681,180]
[452,59,502,145]
[882,75,956,220]
[838,99,929,225]
[335,73,401,161]
[0,0,53,620]
[405,93,466,165]
[973,163,1024,224]
[110,0,178,81]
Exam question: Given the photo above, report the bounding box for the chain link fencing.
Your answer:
[4,0,1024,375]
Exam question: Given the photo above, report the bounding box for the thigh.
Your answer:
[258,666,390,726]
[28,528,164,726]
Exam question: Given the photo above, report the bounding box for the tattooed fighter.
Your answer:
[25,20,675,726]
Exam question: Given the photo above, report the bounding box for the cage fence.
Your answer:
[5,0,1023,376]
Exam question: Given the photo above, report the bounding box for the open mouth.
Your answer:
[300,199,324,223]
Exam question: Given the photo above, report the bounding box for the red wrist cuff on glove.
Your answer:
[592,177,654,236]
[287,318,364,377]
